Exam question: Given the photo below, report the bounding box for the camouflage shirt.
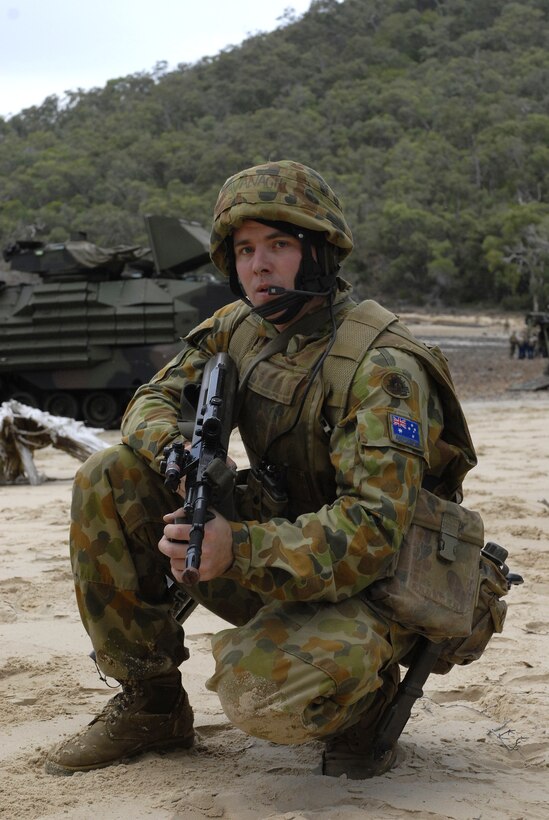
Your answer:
[122,289,473,606]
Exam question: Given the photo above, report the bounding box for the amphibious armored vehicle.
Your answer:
[0,216,231,426]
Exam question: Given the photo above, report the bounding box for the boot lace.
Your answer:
[105,682,145,724]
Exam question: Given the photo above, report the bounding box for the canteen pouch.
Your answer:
[365,488,484,638]
[432,553,509,674]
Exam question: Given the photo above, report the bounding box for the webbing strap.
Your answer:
[320,300,398,409]
[328,300,398,358]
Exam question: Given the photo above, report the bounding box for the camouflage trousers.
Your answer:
[70,444,417,743]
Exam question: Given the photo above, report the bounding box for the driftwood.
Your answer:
[0,400,109,485]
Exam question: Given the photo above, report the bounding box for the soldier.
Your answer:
[45,160,477,779]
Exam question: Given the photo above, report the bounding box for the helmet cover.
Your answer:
[210,160,353,276]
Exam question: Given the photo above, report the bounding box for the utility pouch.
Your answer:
[235,464,289,521]
[432,552,509,674]
[365,488,484,639]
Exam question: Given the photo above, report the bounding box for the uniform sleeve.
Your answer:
[120,343,210,473]
[223,347,443,603]
[120,300,245,471]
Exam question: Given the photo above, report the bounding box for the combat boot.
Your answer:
[322,664,400,779]
[45,668,194,775]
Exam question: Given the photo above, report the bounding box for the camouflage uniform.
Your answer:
[70,284,475,743]
[66,160,477,751]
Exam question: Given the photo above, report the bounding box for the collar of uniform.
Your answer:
[283,286,357,354]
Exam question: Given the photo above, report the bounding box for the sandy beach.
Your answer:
[1,312,548,819]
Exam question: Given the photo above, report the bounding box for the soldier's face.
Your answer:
[232,220,302,310]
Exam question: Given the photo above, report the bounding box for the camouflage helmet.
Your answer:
[210,160,353,276]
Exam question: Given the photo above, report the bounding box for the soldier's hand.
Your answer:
[159,507,234,582]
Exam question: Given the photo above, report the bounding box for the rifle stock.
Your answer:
[373,637,443,756]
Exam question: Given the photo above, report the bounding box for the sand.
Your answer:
[0,312,548,819]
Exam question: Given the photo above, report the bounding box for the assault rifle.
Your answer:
[160,352,238,586]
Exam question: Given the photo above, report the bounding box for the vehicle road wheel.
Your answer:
[43,391,79,419]
[10,390,39,408]
[82,391,119,428]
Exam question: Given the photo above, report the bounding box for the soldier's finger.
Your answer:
[163,507,186,523]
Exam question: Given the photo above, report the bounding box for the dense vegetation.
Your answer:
[1,0,549,308]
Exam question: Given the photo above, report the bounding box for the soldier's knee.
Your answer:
[73,447,116,495]
[208,626,338,744]
[212,665,314,744]
[75,443,138,486]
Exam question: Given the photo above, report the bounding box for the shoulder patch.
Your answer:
[382,372,412,399]
[388,413,422,451]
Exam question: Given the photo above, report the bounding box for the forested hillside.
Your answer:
[1,0,549,308]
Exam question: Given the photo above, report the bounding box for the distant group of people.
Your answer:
[509,327,548,359]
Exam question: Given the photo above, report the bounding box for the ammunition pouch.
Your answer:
[235,463,289,521]
[365,488,484,639]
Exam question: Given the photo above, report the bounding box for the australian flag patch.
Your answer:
[388,413,422,450]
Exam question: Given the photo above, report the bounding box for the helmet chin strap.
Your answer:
[251,289,310,324]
